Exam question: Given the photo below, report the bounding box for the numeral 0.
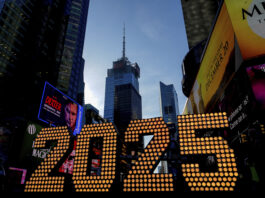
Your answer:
[73,123,117,192]
[25,113,239,192]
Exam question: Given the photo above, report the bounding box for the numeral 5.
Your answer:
[178,113,238,191]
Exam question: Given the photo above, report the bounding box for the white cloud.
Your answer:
[84,62,106,116]
[84,83,104,114]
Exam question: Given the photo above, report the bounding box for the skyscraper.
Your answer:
[160,81,179,124]
[0,0,89,167]
[104,26,142,133]
[57,0,89,105]
[0,0,89,120]
[159,82,179,175]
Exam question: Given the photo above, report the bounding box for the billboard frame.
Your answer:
[37,81,83,136]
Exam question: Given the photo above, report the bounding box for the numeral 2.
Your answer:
[25,126,71,192]
[25,113,239,192]
[123,117,174,192]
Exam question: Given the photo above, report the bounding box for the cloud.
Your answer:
[84,63,107,116]
[84,83,104,115]
[134,4,167,42]
[140,22,164,41]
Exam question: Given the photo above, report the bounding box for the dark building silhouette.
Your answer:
[0,0,89,170]
[181,0,220,49]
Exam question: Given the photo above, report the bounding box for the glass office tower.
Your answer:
[0,0,89,171]
[160,81,179,124]
[0,0,89,118]
[57,0,89,104]
[104,57,142,132]
[104,27,142,133]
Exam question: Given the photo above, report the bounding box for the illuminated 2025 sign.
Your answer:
[24,112,238,192]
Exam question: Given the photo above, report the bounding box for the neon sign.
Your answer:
[24,113,238,192]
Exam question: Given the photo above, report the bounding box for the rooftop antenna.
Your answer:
[122,23,126,60]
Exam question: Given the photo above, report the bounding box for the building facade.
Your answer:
[181,0,220,49]
[104,26,142,133]
[57,0,89,105]
[0,0,89,184]
[0,0,89,121]
[160,81,179,124]
[104,57,142,133]
[159,82,179,175]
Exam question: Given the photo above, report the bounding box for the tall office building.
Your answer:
[159,82,179,175]
[104,26,142,133]
[0,1,4,12]
[57,0,89,105]
[0,0,89,118]
[160,82,179,124]
[0,0,89,165]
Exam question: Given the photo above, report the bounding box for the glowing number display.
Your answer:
[123,117,174,192]
[72,123,117,192]
[178,113,238,191]
[24,126,70,192]
[25,113,239,192]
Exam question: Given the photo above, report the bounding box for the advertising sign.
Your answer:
[38,82,83,136]
[225,0,265,60]
[19,122,43,162]
[191,3,235,111]
[246,64,265,115]
[59,140,77,175]
[218,69,254,133]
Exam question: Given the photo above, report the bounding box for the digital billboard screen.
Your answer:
[188,2,235,112]
[225,0,265,60]
[246,64,265,114]
[38,82,83,136]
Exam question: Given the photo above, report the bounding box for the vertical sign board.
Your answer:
[225,0,265,60]
[190,3,235,112]
[38,82,83,136]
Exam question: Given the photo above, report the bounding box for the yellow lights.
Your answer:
[178,113,238,191]
[24,126,70,192]
[24,113,240,192]
[123,117,174,192]
[73,123,117,192]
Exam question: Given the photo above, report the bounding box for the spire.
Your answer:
[122,23,126,60]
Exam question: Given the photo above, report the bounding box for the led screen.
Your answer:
[38,82,83,136]
[246,64,265,113]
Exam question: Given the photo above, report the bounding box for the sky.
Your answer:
[83,0,189,119]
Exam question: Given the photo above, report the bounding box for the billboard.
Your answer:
[218,68,254,133]
[225,0,265,60]
[189,3,235,112]
[38,82,83,136]
[246,64,265,115]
